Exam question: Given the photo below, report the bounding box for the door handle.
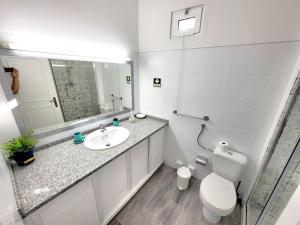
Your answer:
[50,97,58,107]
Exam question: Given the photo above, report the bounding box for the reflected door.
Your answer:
[2,57,64,131]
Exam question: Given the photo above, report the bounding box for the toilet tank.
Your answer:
[213,147,247,182]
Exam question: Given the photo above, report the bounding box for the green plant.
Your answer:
[2,130,38,156]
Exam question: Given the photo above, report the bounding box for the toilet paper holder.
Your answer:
[196,155,207,166]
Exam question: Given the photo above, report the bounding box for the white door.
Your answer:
[1,57,64,131]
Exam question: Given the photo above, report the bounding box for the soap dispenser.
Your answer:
[129,110,135,123]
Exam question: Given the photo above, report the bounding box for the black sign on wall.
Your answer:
[153,78,161,87]
[126,76,131,84]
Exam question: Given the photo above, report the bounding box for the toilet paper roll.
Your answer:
[216,141,229,151]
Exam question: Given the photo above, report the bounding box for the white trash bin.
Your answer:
[177,166,191,190]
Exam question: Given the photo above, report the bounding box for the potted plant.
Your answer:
[2,130,38,166]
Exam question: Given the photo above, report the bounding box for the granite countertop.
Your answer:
[12,117,168,217]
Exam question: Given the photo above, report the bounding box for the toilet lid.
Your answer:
[177,167,191,178]
[200,173,236,214]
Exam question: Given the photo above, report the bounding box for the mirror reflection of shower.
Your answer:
[65,66,74,100]
[50,59,133,122]
[50,60,101,122]
[51,64,75,100]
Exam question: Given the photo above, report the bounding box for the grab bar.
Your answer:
[173,110,209,121]
[111,94,122,101]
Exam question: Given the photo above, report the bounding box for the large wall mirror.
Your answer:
[0,53,134,136]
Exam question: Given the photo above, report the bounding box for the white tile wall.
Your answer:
[0,153,24,225]
[139,41,300,196]
[208,47,233,76]
[222,76,246,101]
[241,76,271,105]
[248,43,283,76]
[228,45,254,76]
[181,48,210,75]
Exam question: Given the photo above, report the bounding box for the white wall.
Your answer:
[139,42,300,195]
[95,63,117,111]
[0,67,22,225]
[94,63,133,112]
[138,0,300,196]
[0,153,24,225]
[0,69,20,142]
[0,0,138,59]
[275,184,300,225]
[0,0,139,111]
[139,0,300,52]
[118,64,133,109]
[0,0,140,143]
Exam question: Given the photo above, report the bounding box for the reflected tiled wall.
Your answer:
[51,60,100,122]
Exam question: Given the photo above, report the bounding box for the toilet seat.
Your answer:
[200,173,236,216]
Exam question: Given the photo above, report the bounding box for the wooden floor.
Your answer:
[108,164,241,225]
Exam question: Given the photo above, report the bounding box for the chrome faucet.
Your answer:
[99,124,107,133]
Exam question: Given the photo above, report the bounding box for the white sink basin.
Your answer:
[84,126,130,150]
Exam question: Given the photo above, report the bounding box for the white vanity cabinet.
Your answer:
[23,127,166,225]
[92,153,129,223]
[129,139,149,189]
[149,128,165,173]
[25,177,101,225]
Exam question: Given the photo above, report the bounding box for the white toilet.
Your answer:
[200,147,247,223]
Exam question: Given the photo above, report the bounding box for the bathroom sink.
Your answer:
[84,126,130,150]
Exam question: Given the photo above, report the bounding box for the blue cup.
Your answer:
[74,132,84,142]
[112,118,119,126]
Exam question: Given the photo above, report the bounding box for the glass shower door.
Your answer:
[247,90,300,225]
[256,140,300,225]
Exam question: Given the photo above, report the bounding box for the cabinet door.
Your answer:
[130,139,148,189]
[93,153,129,222]
[149,128,165,173]
[36,177,101,225]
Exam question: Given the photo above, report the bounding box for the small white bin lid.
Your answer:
[177,167,191,179]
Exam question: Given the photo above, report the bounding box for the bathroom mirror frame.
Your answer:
[0,48,135,138]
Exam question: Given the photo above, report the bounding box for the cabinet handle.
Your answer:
[50,97,58,107]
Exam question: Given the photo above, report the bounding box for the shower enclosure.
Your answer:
[246,76,300,225]
[50,59,101,122]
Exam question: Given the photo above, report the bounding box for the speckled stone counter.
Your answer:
[12,117,168,217]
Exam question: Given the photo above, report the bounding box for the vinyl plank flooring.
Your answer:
[109,164,241,225]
